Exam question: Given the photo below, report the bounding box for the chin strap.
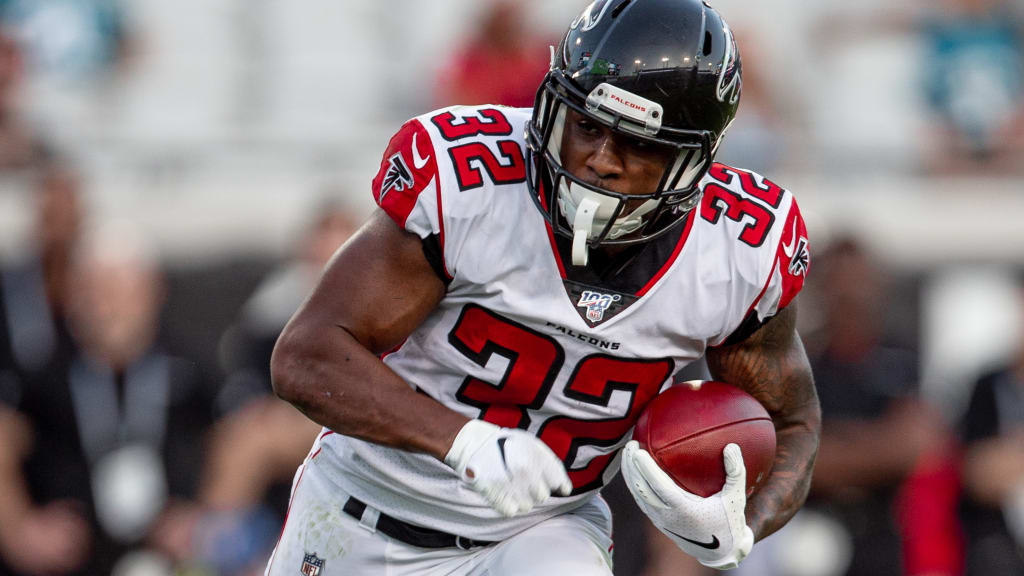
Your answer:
[571,196,601,266]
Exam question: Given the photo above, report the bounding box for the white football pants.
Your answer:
[264,459,615,576]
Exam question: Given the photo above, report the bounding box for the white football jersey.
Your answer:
[310,105,810,540]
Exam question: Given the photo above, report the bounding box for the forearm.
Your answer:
[271,322,469,462]
[745,402,819,539]
[705,304,821,542]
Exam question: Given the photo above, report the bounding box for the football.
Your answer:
[632,380,776,498]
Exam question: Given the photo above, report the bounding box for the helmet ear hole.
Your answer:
[703,31,713,56]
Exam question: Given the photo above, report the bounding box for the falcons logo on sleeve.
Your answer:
[781,219,810,277]
[787,238,810,276]
[379,153,415,202]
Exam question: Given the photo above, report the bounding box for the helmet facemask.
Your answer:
[527,72,714,266]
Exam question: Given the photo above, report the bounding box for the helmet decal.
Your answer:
[716,23,742,105]
[571,0,616,32]
[585,83,664,135]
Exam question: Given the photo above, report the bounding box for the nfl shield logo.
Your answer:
[301,553,324,576]
[577,290,622,323]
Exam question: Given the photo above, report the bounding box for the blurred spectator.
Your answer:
[0,0,130,83]
[812,0,1024,175]
[0,30,42,170]
[0,162,80,394]
[183,203,357,575]
[435,0,548,108]
[714,30,787,176]
[803,237,951,576]
[716,238,957,576]
[0,222,215,576]
[921,0,1024,174]
[958,279,1024,575]
[216,202,358,412]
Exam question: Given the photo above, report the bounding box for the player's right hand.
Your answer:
[444,419,572,517]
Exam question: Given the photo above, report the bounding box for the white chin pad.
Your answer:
[559,181,620,235]
[571,196,602,266]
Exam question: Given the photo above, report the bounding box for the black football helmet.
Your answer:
[526,0,741,265]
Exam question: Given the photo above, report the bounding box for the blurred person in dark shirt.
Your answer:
[803,237,951,576]
[0,162,80,401]
[0,222,214,576]
[435,0,549,108]
[958,279,1024,575]
[666,243,959,576]
[0,166,82,575]
[720,235,956,576]
[179,203,356,576]
[216,202,358,411]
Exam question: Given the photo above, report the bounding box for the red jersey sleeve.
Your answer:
[370,118,441,238]
[734,193,810,343]
[774,197,810,311]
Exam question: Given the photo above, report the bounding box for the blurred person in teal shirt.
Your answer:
[923,0,1023,170]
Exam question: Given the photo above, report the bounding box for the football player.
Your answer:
[265,0,820,574]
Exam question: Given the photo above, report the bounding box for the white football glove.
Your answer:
[445,419,572,517]
[620,440,754,570]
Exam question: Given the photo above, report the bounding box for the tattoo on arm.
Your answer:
[705,303,821,540]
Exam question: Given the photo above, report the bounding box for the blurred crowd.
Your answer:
[1,1,1023,575]
[0,152,357,576]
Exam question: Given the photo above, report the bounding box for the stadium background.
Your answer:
[0,0,1022,575]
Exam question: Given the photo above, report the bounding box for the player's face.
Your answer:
[559,108,675,198]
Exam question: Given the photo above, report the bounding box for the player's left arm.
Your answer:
[705,301,821,541]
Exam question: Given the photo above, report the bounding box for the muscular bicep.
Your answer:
[705,303,817,420]
[291,209,446,355]
[271,210,465,459]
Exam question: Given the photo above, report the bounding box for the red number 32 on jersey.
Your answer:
[449,304,673,494]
